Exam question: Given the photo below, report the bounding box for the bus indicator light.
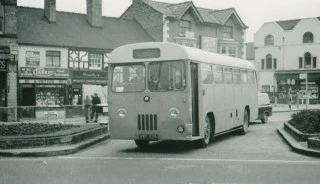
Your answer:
[169,108,179,118]
[117,109,127,119]
[144,96,150,102]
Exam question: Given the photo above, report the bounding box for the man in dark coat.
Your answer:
[91,93,101,122]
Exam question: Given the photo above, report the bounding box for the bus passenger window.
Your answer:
[201,64,213,84]
[241,70,248,83]
[213,65,223,84]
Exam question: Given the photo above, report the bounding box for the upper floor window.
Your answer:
[46,51,60,67]
[89,53,102,70]
[179,20,191,34]
[266,54,272,69]
[303,32,314,43]
[0,2,4,34]
[264,35,274,46]
[299,52,317,69]
[304,52,311,68]
[223,26,233,39]
[221,46,237,57]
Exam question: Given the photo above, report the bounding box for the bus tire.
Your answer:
[239,109,249,135]
[134,140,149,148]
[196,115,211,148]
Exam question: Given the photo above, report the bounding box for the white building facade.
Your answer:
[254,17,320,104]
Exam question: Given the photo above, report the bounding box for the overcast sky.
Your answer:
[17,0,320,42]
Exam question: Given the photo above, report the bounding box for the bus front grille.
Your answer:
[138,114,157,131]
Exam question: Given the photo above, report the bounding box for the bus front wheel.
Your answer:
[134,140,149,148]
[196,115,211,148]
[239,109,249,135]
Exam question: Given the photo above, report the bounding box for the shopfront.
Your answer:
[275,70,320,104]
[19,67,69,118]
[0,59,7,121]
[69,70,108,106]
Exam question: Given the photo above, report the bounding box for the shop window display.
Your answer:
[36,85,65,106]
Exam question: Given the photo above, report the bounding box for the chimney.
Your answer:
[44,0,56,23]
[86,0,102,27]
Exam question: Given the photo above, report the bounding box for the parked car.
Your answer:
[258,93,272,123]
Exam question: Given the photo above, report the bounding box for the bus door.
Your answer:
[224,67,235,130]
[191,62,199,136]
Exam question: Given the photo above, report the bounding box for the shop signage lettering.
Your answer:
[71,70,107,84]
[26,51,40,66]
[20,67,69,78]
[0,60,7,71]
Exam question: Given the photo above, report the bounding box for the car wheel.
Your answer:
[261,112,268,123]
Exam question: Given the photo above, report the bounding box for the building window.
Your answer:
[179,20,191,34]
[46,51,61,67]
[304,52,311,68]
[221,46,237,57]
[273,59,277,69]
[303,32,314,43]
[264,35,274,46]
[223,26,233,39]
[266,54,272,69]
[261,59,265,70]
[0,2,4,34]
[313,57,317,68]
[299,57,303,68]
[89,53,102,70]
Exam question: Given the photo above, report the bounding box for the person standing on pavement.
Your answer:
[288,90,293,110]
[295,90,300,108]
[84,95,92,123]
[91,93,101,122]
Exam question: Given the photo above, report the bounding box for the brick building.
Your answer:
[255,17,320,104]
[15,0,153,119]
[0,0,17,121]
[121,0,248,59]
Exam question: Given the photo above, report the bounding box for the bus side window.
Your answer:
[224,67,233,84]
[233,68,241,84]
[213,65,223,84]
[200,63,213,84]
[241,69,248,84]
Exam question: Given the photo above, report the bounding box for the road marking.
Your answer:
[58,156,320,164]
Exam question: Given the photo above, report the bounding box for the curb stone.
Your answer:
[277,128,320,157]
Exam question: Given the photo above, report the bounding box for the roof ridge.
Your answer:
[166,1,192,7]
[210,7,235,13]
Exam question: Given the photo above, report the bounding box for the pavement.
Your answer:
[1,105,320,157]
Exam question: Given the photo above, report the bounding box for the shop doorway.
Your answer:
[21,84,35,118]
[0,72,7,121]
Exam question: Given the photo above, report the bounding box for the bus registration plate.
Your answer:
[139,134,158,140]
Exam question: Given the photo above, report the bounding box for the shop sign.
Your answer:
[20,67,69,78]
[71,70,107,84]
[299,73,307,79]
[200,36,217,53]
[0,59,7,71]
[9,43,19,55]
[26,51,40,66]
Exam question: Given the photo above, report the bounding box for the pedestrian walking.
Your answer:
[84,95,91,123]
[288,90,293,110]
[295,90,300,108]
[91,93,101,122]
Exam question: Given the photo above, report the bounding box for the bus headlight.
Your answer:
[177,125,185,133]
[117,109,127,119]
[169,108,179,118]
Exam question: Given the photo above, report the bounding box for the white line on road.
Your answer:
[57,156,320,164]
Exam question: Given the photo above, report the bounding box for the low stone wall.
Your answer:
[308,137,320,150]
[0,125,108,149]
[283,122,320,142]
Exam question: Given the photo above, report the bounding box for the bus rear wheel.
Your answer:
[239,109,249,135]
[134,140,149,148]
[196,115,211,148]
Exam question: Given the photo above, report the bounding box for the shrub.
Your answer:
[0,123,80,136]
[288,110,320,134]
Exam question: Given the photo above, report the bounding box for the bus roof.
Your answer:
[109,42,255,70]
